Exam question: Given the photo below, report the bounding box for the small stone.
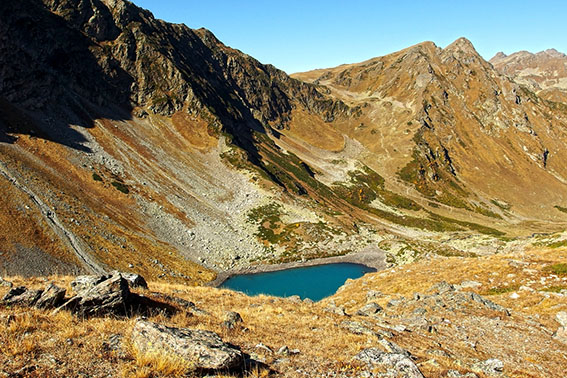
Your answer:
[556,311,567,327]
[509,292,520,299]
[457,281,482,290]
[119,272,148,289]
[324,302,348,316]
[366,290,384,301]
[472,358,504,375]
[255,343,273,354]
[222,311,243,330]
[0,277,13,288]
[553,327,567,343]
[447,370,478,378]
[356,302,383,316]
[277,345,290,355]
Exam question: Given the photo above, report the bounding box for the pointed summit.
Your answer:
[491,52,507,61]
[444,37,478,54]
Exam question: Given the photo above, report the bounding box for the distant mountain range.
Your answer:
[1,0,567,279]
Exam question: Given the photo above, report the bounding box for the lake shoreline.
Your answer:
[207,246,387,287]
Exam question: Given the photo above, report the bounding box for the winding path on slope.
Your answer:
[0,162,105,274]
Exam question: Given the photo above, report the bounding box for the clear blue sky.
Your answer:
[134,0,567,74]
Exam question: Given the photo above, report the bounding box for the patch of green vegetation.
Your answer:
[472,205,503,219]
[534,239,567,249]
[554,205,567,214]
[541,286,567,293]
[428,212,505,237]
[428,202,440,208]
[544,263,567,275]
[92,173,103,182]
[111,181,129,194]
[486,285,519,295]
[247,203,285,244]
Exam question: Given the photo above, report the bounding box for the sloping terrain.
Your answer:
[1,0,567,281]
[0,246,566,377]
[490,49,567,103]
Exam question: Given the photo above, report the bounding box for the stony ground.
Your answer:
[0,246,565,378]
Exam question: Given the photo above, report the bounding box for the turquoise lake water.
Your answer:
[220,263,376,301]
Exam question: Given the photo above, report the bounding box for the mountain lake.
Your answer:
[220,263,376,301]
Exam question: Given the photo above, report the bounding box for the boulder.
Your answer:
[118,272,148,289]
[356,302,383,317]
[222,311,243,330]
[35,284,66,309]
[2,286,42,306]
[59,273,130,316]
[353,348,424,378]
[469,293,511,316]
[131,320,243,371]
[429,281,455,294]
[0,277,13,288]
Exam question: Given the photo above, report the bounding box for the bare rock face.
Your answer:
[1,286,43,307]
[353,348,424,378]
[34,283,66,309]
[71,275,109,294]
[131,320,243,371]
[61,272,130,316]
[116,272,148,289]
[356,302,383,317]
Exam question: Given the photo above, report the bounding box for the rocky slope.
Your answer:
[0,245,566,377]
[1,0,567,281]
[490,49,567,103]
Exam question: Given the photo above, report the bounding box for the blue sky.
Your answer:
[134,1,567,73]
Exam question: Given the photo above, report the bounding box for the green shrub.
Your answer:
[111,181,130,194]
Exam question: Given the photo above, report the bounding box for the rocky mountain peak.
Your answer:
[444,37,477,54]
[492,51,507,60]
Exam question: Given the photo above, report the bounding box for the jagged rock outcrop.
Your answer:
[34,283,66,309]
[59,272,130,316]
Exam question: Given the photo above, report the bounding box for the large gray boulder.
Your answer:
[353,348,424,378]
[131,320,243,371]
[60,273,130,316]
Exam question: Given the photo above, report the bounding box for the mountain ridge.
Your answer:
[1,0,567,282]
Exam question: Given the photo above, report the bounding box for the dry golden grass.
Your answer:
[1,246,567,377]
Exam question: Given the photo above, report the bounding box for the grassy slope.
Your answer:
[1,247,566,377]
